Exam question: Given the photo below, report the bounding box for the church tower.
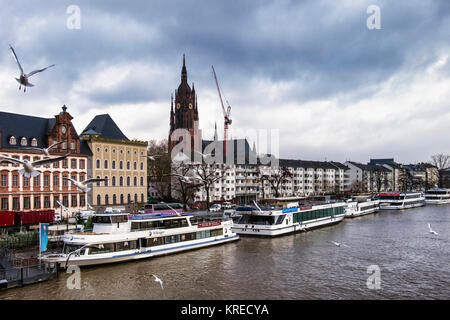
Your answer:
[169,55,200,153]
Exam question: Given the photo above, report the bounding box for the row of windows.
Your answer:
[87,229,224,255]
[95,159,145,171]
[95,147,144,156]
[0,195,86,210]
[0,156,85,169]
[131,218,189,231]
[1,173,86,188]
[94,175,145,187]
[293,206,345,223]
[8,136,76,150]
[96,193,145,205]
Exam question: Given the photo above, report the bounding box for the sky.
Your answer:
[0,0,449,164]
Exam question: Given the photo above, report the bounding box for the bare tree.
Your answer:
[147,139,171,201]
[267,167,293,198]
[430,154,450,188]
[191,162,226,211]
[170,161,201,210]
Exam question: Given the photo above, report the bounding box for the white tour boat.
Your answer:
[231,199,346,237]
[344,196,379,218]
[41,210,238,267]
[424,188,450,204]
[378,192,425,210]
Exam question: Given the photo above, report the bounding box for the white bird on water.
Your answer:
[0,153,70,178]
[63,177,108,193]
[23,141,65,157]
[330,241,350,248]
[152,274,164,290]
[428,223,438,235]
[9,45,55,92]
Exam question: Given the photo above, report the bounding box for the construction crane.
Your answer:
[211,65,232,154]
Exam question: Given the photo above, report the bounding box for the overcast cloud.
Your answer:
[0,0,449,164]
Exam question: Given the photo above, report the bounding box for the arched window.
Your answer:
[140,162,143,170]
[96,159,100,169]
[31,138,38,147]
[119,176,123,186]
[127,194,131,203]
[20,137,27,146]
[104,176,108,187]
[113,194,117,205]
[127,177,130,186]
[133,176,137,186]
[105,195,109,205]
[9,136,17,145]
[97,194,101,205]
[141,194,144,203]
[140,177,144,186]
[112,176,116,186]
[96,176,101,186]
[120,194,124,204]
[127,162,130,170]
[104,160,108,169]
[134,194,138,203]
[112,160,116,169]
[133,162,137,170]
[120,161,123,170]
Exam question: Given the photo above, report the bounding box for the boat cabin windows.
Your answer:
[84,229,224,255]
[275,215,285,225]
[111,215,128,223]
[426,190,449,195]
[131,218,189,231]
[92,216,111,224]
[379,195,404,200]
[63,244,86,255]
[237,215,276,225]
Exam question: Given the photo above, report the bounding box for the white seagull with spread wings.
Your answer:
[428,223,438,235]
[63,177,108,193]
[0,153,70,178]
[9,45,55,92]
[152,274,164,290]
[23,141,65,157]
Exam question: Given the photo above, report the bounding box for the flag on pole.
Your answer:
[39,223,49,253]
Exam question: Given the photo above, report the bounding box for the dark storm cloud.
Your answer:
[1,0,450,162]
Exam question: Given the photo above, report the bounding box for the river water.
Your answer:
[1,205,449,300]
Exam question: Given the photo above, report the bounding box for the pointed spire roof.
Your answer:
[181,53,187,80]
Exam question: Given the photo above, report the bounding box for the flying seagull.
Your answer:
[428,223,438,235]
[330,241,350,248]
[56,200,69,213]
[23,141,65,157]
[152,274,164,290]
[0,153,70,178]
[9,44,55,92]
[63,177,108,193]
[164,173,202,184]
[141,154,163,161]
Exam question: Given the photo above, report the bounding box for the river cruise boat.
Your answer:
[424,188,450,204]
[344,196,379,218]
[231,198,346,237]
[41,210,238,267]
[378,192,425,210]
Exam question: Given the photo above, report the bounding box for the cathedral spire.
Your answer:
[181,53,187,82]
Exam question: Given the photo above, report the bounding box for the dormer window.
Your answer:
[70,141,75,150]
[31,138,38,147]
[62,142,67,149]
[20,137,27,146]
[9,136,17,145]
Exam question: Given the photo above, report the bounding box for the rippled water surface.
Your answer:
[1,205,449,299]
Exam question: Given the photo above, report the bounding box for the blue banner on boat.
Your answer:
[40,223,49,253]
[282,207,298,213]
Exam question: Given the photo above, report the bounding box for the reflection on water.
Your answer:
[1,205,449,299]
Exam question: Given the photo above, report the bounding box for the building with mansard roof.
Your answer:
[80,114,148,212]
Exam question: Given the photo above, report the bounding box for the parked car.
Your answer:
[209,204,222,212]
[222,202,233,209]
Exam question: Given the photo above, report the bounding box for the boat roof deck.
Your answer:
[128,213,192,220]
